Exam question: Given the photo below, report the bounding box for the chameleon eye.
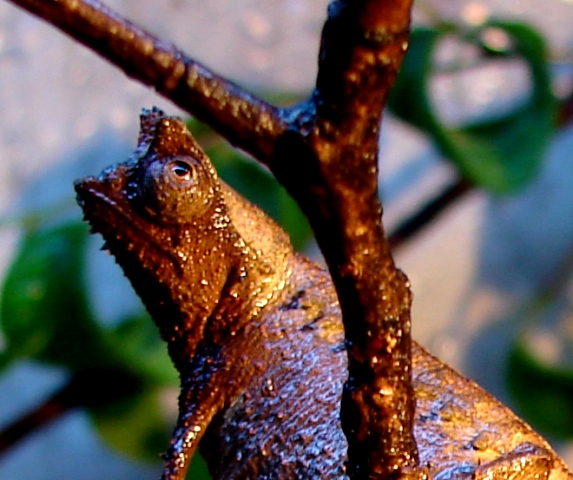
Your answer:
[136,155,215,224]
[166,159,197,186]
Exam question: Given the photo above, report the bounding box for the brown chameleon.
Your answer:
[75,108,573,480]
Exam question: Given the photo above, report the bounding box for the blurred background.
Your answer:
[0,0,572,478]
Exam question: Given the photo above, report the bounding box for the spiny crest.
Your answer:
[129,107,164,164]
[128,108,219,187]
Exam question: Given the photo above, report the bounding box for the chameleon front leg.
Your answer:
[161,381,222,480]
[161,413,207,479]
[161,343,227,480]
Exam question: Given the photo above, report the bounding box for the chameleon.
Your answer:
[75,108,573,480]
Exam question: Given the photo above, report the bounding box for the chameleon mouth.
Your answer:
[74,172,181,268]
[75,171,134,235]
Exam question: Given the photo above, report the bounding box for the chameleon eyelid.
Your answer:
[166,158,198,185]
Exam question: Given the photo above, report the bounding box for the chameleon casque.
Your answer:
[75,108,572,480]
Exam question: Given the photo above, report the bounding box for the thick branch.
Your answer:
[5,0,286,163]
[272,1,418,478]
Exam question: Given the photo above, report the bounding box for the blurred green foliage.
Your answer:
[389,21,557,194]
[506,283,573,440]
[0,16,570,480]
[390,19,573,441]
[0,223,183,467]
[508,340,573,439]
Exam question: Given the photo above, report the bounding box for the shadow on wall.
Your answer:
[465,125,573,450]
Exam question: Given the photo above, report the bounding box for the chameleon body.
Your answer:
[75,108,572,480]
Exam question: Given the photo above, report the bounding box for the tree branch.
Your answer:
[5,0,287,163]
[271,1,419,477]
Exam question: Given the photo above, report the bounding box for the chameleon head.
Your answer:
[74,108,240,357]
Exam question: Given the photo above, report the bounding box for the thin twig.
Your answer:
[389,178,472,249]
[0,393,68,454]
[0,367,138,455]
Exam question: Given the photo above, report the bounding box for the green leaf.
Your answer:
[187,453,212,480]
[0,219,177,375]
[90,381,172,462]
[107,313,177,386]
[0,222,106,368]
[389,22,556,194]
[275,187,313,251]
[507,340,573,438]
[0,198,211,476]
[388,27,442,132]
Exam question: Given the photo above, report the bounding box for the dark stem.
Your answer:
[0,367,140,455]
[389,178,472,249]
[557,87,573,128]
[0,389,69,454]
